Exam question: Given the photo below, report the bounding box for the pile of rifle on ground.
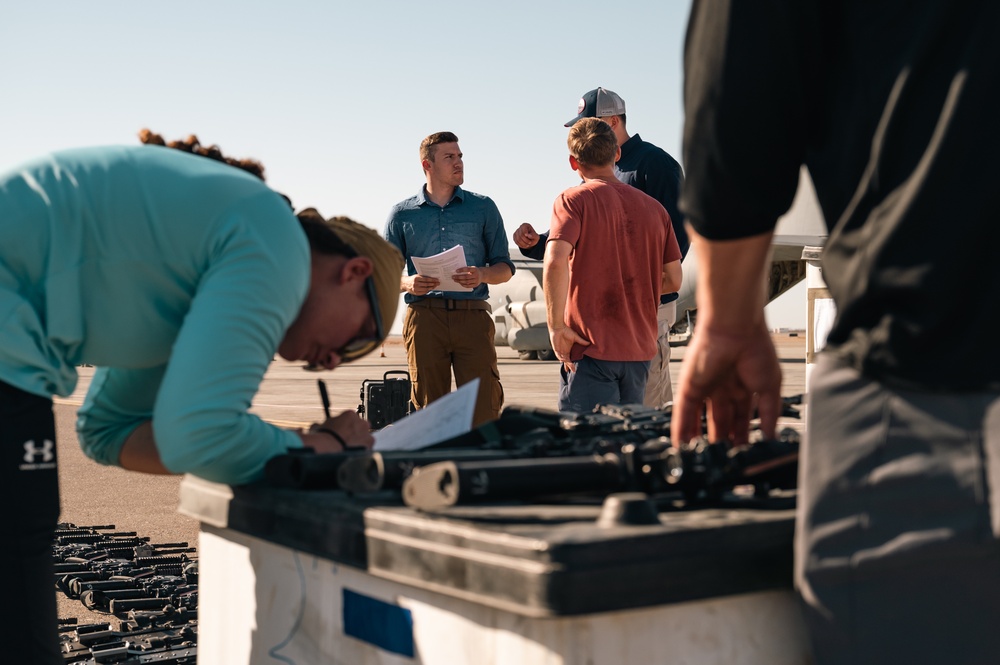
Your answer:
[54,523,197,664]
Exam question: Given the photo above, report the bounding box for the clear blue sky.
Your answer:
[0,0,807,328]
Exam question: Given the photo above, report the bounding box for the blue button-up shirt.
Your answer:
[385,186,515,304]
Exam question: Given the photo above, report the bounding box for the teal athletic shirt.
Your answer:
[0,145,309,484]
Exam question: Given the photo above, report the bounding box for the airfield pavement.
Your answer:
[52,332,807,625]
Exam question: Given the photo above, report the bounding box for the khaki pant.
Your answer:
[643,301,677,408]
[403,304,503,426]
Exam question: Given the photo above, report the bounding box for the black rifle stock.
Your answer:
[264,448,368,489]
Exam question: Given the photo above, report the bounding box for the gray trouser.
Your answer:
[643,301,677,408]
[796,354,1000,665]
[558,357,650,413]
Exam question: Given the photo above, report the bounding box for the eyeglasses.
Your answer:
[337,275,384,362]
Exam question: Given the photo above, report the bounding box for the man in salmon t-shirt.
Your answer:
[543,118,682,413]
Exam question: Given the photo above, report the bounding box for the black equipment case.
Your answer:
[357,370,414,430]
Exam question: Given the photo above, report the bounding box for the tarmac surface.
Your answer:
[53,332,807,625]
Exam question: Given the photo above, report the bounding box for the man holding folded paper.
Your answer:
[385,131,515,426]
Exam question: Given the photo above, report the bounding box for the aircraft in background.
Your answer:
[491,170,827,360]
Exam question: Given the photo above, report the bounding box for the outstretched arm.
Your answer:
[514,224,548,261]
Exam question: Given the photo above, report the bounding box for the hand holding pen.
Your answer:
[304,379,373,452]
[318,379,332,420]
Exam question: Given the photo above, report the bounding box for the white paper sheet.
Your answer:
[411,245,472,293]
[373,378,479,451]
[813,298,836,353]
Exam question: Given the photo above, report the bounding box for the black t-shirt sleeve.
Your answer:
[519,230,548,261]
[642,154,689,258]
[680,0,819,240]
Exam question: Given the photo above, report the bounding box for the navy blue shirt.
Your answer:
[616,134,688,259]
[385,186,515,304]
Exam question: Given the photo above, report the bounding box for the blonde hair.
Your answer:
[567,118,618,168]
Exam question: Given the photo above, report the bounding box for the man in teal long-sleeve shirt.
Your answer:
[0,139,404,662]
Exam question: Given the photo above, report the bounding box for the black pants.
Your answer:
[0,380,62,663]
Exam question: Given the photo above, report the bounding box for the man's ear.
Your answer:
[341,256,374,284]
[569,154,580,171]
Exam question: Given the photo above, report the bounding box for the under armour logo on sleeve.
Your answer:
[20,439,56,470]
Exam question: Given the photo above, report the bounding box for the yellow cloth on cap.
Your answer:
[324,216,404,348]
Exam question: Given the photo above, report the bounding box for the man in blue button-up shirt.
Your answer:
[385,132,514,426]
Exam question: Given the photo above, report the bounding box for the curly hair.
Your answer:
[138,128,266,181]
[295,208,355,257]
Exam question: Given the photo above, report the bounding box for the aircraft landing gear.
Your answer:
[537,348,558,362]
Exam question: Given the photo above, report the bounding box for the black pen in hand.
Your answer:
[317,379,331,420]
[316,379,366,451]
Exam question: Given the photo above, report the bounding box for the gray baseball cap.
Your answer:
[565,87,627,127]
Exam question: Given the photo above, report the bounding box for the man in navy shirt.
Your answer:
[515,88,686,407]
[385,132,514,426]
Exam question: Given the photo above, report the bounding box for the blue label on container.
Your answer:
[342,588,415,658]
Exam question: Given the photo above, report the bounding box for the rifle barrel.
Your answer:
[337,449,523,493]
[402,454,623,510]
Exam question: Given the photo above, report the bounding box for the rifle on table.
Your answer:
[264,402,671,491]
[335,403,676,493]
[264,399,803,509]
[402,431,800,510]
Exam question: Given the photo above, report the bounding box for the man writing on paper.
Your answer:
[385,131,514,426]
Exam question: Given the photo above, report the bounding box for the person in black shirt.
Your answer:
[673,1,1000,663]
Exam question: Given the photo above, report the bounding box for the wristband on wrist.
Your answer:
[316,427,348,450]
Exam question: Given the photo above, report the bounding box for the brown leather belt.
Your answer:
[410,298,492,312]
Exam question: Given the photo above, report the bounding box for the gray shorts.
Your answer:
[796,354,1000,664]
[557,356,650,413]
